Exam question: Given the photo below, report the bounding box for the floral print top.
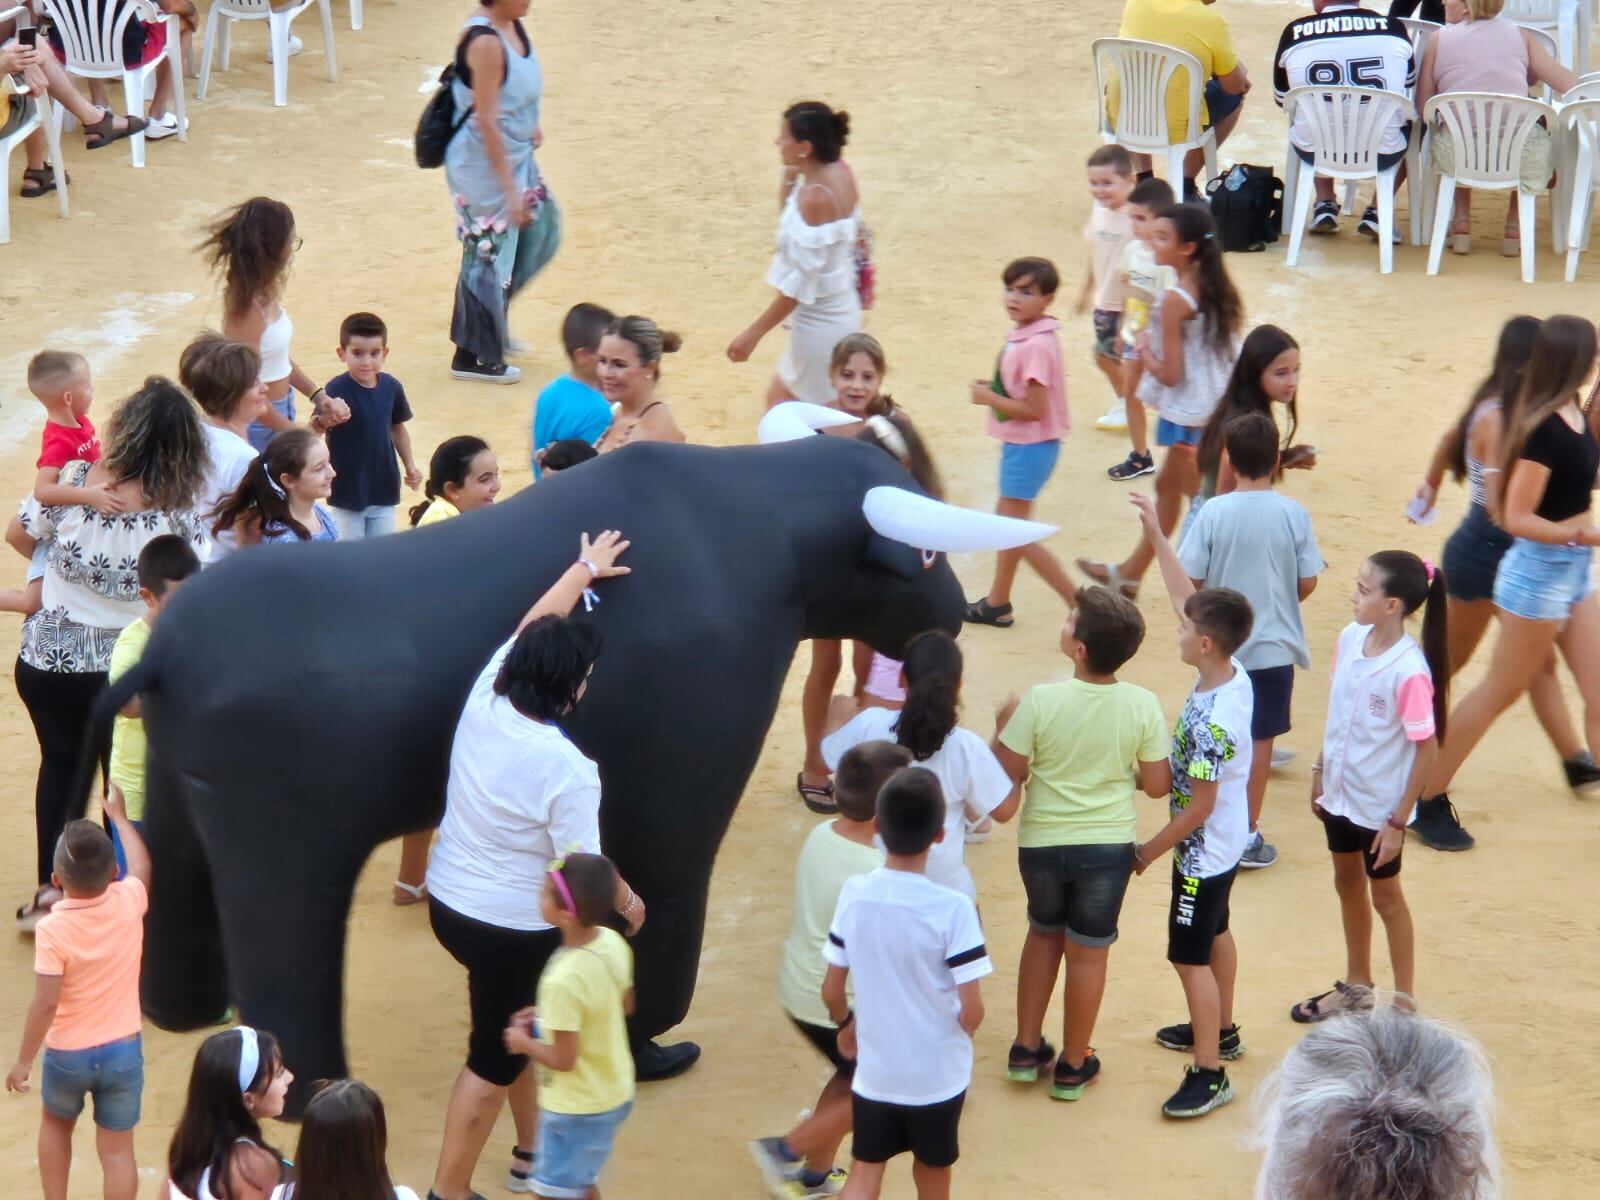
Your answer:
[16,461,204,673]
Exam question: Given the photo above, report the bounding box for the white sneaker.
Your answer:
[267,34,304,62]
[505,335,531,358]
[144,112,187,141]
[1094,400,1128,431]
[1270,747,1296,768]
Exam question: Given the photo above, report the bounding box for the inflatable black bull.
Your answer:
[87,435,1049,1110]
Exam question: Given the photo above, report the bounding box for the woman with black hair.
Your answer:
[424,530,646,1200]
[727,100,862,407]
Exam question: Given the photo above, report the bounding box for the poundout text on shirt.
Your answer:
[1292,13,1389,40]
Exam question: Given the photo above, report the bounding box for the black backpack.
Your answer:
[1205,165,1284,253]
[414,26,502,169]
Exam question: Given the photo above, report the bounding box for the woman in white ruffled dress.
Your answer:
[727,101,862,406]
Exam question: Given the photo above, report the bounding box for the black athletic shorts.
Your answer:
[1246,665,1294,741]
[1166,864,1237,966]
[851,1091,965,1168]
[429,897,562,1086]
[789,1015,855,1076]
[1319,808,1403,880]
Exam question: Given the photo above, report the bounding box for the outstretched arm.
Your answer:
[1130,492,1195,615]
[515,530,631,634]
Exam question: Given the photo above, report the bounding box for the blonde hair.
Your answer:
[606,316,682,379]
[27,351,88,400]
[1467,0,1503,18]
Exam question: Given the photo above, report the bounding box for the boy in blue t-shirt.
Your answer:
[532,302,615,478]
[323,312,420,540]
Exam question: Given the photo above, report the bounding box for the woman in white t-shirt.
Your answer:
[177,331,271,561]
[1297,551,1449,1023]
[822,630,1018,901]
[271,1079,419,1200]
[424,530,646,1200]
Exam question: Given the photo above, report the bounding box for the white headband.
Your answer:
[234,1026,260,1093]
[864,414,910,467]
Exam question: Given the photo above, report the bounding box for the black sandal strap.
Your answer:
[511,1145,534,1162]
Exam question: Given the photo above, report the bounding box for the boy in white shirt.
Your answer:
[1105,176,1176,483]
[1076,145,1136,433]
[1178,412,1325,869]
[751,741,907,1199]
[1131,492,1255,1120]
[822,768,991,1200]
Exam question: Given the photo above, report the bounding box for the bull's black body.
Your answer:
[100,437,964,1110]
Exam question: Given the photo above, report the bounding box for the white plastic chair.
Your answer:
[1398,16,1443,57]
[1283,87,1418,273]
[1,44,69,242]
[1423,91,1556,282]
[198,0,336,108]
[1092,37,1219,191]
[37,0,186,168]
[1503,0,1588,74]
[1561,98,1600,277]
[348,0,360,30]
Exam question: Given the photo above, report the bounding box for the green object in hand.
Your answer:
[989,352,1009,422]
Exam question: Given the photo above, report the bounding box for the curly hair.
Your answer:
[101,377,208,513]
[200,197,296,319]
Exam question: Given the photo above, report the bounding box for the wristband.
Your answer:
[578,558,599,580]
[836,1009,854,1030]
[1385,813,1406,831]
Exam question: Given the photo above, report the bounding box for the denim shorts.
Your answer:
[1442,504,1512,604]
[534,1100,633,1198]
[1155,418,1203,448]
[40,1034,143,1130]
[1092,309,1121,358]
[1017,842,1136,944]
[998,439,1061,501]
[247,389,296,454]
[1203,78,1245,131]
[1492,537,1593,622]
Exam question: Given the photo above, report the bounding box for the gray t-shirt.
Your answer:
[1178,489,1325,671]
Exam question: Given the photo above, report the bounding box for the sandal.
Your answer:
[1500,231,1520,258]
[83,108,148,151]
[796,772,837,815]
[963,598,1014,627]
[15,885,61,933]
[1074,558,1139,599]
[1289,979,1374,1024]
[19,167,66,199]
[1449,220,1471,256]
[505,1144,535,1193]
[392,880,427,907]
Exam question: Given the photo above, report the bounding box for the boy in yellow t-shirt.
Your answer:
[505,852,634,1200]
[991,586,1170,1101]
[107,534,200,875]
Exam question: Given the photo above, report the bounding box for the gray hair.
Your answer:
[1255,1003,1498,1200]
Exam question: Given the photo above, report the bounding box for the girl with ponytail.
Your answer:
[819,631,1017,902]
[1295,551,1450,1023]
[163,1027,291,1199]
[411,436,501,527]
[212,428,338,545]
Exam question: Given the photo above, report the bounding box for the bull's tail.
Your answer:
[73,654,164,813]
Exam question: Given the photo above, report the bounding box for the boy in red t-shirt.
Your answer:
[0,352,119,615]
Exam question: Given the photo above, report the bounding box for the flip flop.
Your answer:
[506,1144,535,1193]
[1289,979,1373,1024]
[14,885,60,933]
[1075,558,1139,599]
[84,109,148,151]
[392,880,427,907]
[796,772,837,815]
[19,167,66,199]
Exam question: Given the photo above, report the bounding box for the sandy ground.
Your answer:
[2,0,1599,1194]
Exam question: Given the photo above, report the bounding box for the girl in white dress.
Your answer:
[727,101,862,406]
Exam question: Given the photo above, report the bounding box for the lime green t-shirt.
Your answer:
[537,926,635,1115]
[999,678,1167,847]
[107,617,151,821]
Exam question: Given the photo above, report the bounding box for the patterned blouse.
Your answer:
[16,461,204,674]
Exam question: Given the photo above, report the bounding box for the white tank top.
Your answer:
[258,304,293,384]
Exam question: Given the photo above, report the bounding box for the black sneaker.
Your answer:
[1161,1065,1234,1119]
[1564,751,1600,796]
[1050,1052,1101,1101]
[1410,794,1474,851]
[1310,200,1339,234]
[1107,450,1155,481]
[1006,1038,1056,1083]
[1154,1021,1244,1061]
[1358,206,1402,244]
[450,348,523,385]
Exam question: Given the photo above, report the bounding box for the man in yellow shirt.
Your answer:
[1116,0,1251,196]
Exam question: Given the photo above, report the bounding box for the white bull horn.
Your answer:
[758,401,861,444]
[863,486,1058,552]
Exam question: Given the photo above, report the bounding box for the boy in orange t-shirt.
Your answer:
[6,789,149,1200]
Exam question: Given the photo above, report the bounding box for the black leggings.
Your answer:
[15,659,107,886]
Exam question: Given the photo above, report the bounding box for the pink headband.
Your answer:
[548,864,575,915]
[1423,558,1436,582]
